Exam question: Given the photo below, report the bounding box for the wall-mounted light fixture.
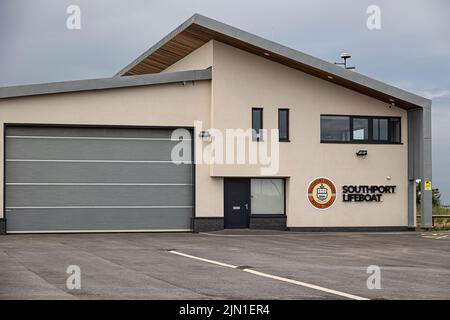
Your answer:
[198,130,211,141]
[356,150,368,157]
[389,98,395,108]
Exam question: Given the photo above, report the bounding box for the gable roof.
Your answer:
[116,14,431,110]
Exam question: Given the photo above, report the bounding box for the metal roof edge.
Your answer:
[192,14,431,109]
[0,68,212,100]
[114,13,431,109]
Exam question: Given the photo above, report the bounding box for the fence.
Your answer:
[417,215,450,228]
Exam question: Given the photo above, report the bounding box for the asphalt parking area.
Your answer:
[0,230,449,300]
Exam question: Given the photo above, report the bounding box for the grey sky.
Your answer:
[1,0,449,203]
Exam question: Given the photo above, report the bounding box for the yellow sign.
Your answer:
[424,180,432,191]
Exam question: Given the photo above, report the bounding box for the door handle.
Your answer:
[244,203,249,210]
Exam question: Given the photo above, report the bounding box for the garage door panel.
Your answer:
[6,208,192,232]
[5,126,194,233]
[6,185,193,207]
[6,162,192,184]
[6,126,178,139]
[6,139,190,161]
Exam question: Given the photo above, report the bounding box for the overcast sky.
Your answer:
[1,0,449,203]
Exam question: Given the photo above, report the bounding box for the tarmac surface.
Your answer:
[0,229,449,299]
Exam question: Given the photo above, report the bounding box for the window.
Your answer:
[390,118,401,143]
[278,109,289,141]
[320,115,401,144]
[320,115,350,142]
[372,118,388,141]
[252,108,263,141]
[352,118,369,141]
[251,179,285,215]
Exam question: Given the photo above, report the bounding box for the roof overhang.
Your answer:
[115,14,431,110]
[0,69,211,99]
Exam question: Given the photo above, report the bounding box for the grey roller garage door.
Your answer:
[4,126,193,233]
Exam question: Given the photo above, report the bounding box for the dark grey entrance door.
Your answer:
[224,179,250,228]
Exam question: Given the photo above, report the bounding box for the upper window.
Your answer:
[390,118,401,143]
[321,115,401,144]
[278,109,289,141]
[320,115,351,142]
[352,118,369,141]
[372,118,388,141]
[252,108,263,141]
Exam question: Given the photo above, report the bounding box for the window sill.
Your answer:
[279,139,290,142]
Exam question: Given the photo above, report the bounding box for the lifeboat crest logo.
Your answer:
[307,177,337,209]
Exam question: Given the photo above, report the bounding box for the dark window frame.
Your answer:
[278,108,290,142]
[252,107,263,141]
[320,114,402,144]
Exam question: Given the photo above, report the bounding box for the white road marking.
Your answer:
[200,232,290,237]
[422,234,449,240]
[169,250,238,269]
[169,250,369,300]
[243,269,368,300]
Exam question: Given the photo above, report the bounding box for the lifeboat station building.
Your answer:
[0,14,432,234]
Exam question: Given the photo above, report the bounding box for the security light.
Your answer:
[356,150,368,157]
[198,130,211,140]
